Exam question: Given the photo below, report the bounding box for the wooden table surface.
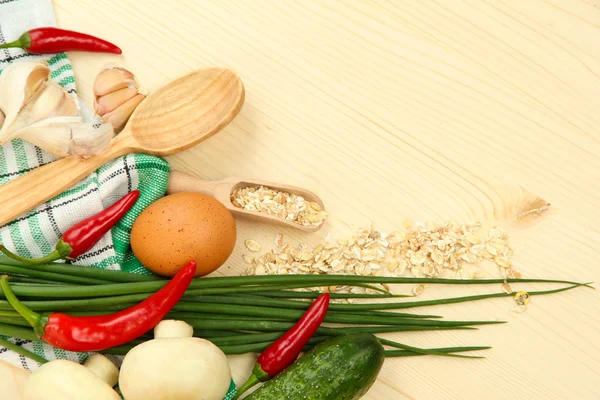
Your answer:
[54,1,599,399]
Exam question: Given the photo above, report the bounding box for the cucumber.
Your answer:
[246,333,385,400]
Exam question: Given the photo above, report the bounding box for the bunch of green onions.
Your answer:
[0,257,591,364]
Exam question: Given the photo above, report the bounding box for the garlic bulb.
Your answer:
[94,66,147,132]
[0,60,113,158]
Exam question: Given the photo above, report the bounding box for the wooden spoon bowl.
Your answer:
[0,68,244,227]
[127,69,244,155]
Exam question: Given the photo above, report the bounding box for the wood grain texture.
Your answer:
[53,1,600,399]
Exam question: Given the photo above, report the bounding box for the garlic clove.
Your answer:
[29,83,68,118]
[71,122,114,159]
[0,61,51,141]
[17,116,82,158]
[17,118,114,159]
[1,81,77,142]
[24,63,51,103]
[54,90,79,116]
[95,87,139,115]
[94,67,136,97]
[101,93,145,132]
[0,60,113,159]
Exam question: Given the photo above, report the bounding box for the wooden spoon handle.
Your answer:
[0,149,123,227]
[167,171,221,196]
[167,171,236,208]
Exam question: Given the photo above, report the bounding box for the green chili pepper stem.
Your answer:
[0,33,31,50]
[0,276,42,331]
[0,243,69,265]
[0,337,47,364]
[233,374,260,400]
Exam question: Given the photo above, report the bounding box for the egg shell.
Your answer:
[130,192,236,277]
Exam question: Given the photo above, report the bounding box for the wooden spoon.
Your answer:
[0,68,244,227]
[167,171,326,232]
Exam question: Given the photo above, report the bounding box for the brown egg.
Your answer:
[130,192,236,277]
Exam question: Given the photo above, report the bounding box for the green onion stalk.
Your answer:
[0,257,591,362]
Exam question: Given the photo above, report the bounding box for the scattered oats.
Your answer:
[245,240,261,252]
[412,284,427,296]
[514,291,530,306]
[368,262,382,270]
[494,256,511,269]
[482,249,495,259]
[488,238,506,253]
[488,227,506,239]
[459,252,479,264]
[502,281,513,294]
[485,241,498,256]
[242,254,254,264]
[231,185,328,226]
[242,221,520,294]
[469,244,485,256]
[350,287,366,294]
[274,233,285,247]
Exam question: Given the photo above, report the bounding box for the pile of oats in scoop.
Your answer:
[231,185,327,227]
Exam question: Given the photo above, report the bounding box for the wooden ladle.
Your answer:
[167,171,326,232]
[0,68,244,227]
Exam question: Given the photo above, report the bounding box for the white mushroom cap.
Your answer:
[119,320,232,400]
[22,357,120,400]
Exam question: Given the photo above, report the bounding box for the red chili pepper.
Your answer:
[234,293,330,399]
[0,27,122,54]
[0,190,140,264]
[0,261,196,352]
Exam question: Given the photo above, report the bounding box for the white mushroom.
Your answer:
[119,319,232,400]
[22,354,120,400]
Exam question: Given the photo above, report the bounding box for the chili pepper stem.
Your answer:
[234,373,261,399]
[0,33,31,50]
[0,276,45,336]
[0,241,71,265]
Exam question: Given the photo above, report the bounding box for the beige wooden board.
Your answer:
[54,1,600,399]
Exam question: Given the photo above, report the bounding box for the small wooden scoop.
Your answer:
[167,171,326,232]
[0,68,244,227]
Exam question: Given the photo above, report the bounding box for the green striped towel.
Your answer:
[0,3,238,398]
